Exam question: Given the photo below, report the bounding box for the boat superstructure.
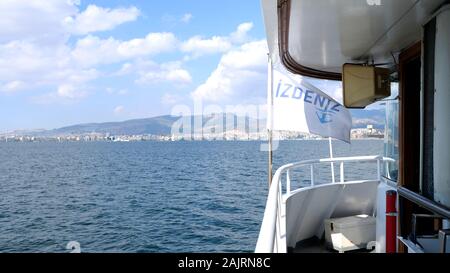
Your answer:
[257,0,450,253]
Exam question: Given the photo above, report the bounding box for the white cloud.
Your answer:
[0,41,60,81]
[0,0,77,44]
[180,22,254,58]
[114,105,125,115]
[0,29,180,101]
[161,13,193,26]
[0,2,140,43]
[230,22,254,44]
[116,63,133,75]
[0,40,98,97]
[166,69,192,83]
[118,33,178,58]
[191,40,268,103]
[72,33,178,67]
[0,81,26,93]
[71,36,122,67]
[181,13,193,23]
[64,5,140,35]
[181,36,231,57]
[0,1,257,106]
[0,1,146,102]
[56,84,86,99]
[31,82,89,104]
[132,61,192,85]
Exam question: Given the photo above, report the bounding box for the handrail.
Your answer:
[398,186,450,219]
[275,156,388,175]
[279,155,390,193]
[255,155,394,253]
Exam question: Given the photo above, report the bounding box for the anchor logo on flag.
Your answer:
[316,109,335,124]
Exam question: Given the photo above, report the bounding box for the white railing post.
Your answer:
[310,164,315,186]
[377,159,381,181]
[328,137,336,184]
[384,160,389,180]
[340,162,345,183]
[286,170,291,195]
[277,181,283,216]
[276,180,283,252]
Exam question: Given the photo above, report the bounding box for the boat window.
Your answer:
[383,83,399,182]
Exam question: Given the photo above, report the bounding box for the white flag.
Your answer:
[267,64,352,143]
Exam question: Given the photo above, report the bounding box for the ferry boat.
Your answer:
[256,0,450,253]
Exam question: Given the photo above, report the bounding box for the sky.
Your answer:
[0,0,347,132]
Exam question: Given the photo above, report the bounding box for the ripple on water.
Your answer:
[0,140,382,252]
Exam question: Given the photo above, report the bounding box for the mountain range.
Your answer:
[5,109,385,137]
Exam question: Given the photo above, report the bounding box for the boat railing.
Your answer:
[255,155,395,253]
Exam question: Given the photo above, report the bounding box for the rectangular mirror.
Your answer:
[342,64,391,108]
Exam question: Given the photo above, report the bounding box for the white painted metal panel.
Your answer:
[285,180,379,248]
[286,0,445,73]
[285,184,341,247]
[331,181,379,218]
[433,6,450,208]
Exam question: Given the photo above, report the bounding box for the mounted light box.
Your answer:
[342,64,391,108]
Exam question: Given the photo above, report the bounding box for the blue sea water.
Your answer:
[0,140,382,253]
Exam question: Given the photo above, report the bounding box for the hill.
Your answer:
[6,110,385,137]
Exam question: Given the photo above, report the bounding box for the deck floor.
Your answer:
[290,237,374,253]
[290,237,334,253]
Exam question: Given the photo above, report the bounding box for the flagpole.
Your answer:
[328,137,336,183]
[267,54,273,187]
[268,130,273,187]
